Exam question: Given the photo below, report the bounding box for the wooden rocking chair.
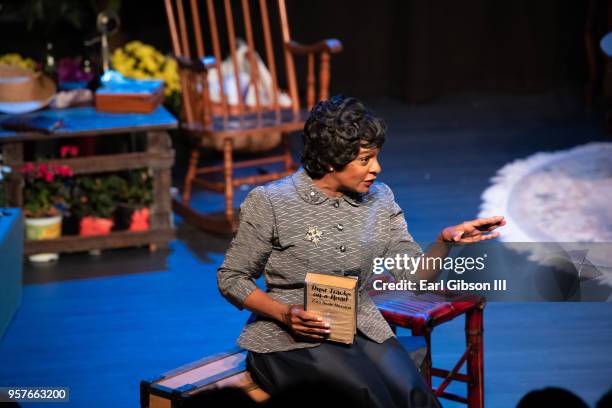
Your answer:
[164,0,342,233]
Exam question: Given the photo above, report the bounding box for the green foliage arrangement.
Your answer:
[71,173,124,219]
[71,170,153,219]
[20,162,73,218]
[115,169,153,208]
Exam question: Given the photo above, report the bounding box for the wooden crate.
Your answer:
[0,109,177,255]
[95,87,164,114]
[140,348,269,408]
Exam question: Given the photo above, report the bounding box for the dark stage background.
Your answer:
[2,2,612,407]
[0,0,598,101]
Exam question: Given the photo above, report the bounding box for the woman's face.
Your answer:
[330,146,382,194]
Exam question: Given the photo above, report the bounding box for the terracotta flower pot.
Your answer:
[114,205,150,232]
[25,215,62,262]
[79,216,114,236]
[129,207,150,232]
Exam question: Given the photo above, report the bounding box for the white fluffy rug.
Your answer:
[479,142,612,243]
[479,143,612,285]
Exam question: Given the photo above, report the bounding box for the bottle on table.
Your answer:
[42,42,57,83]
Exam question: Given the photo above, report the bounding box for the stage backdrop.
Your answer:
[0,0,592,100]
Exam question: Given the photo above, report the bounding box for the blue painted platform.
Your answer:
[1,93,611,407]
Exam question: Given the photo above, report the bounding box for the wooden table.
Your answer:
[0,106,177,255]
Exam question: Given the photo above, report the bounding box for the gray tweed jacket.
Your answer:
[217,169,422,353]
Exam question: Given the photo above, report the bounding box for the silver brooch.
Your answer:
[304,225,323,246]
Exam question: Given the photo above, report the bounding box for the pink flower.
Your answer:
[60,145,79,158]
[20,162,35,174]
[44,171,55,182]
[57,165,73,177]
[36,164,49,179]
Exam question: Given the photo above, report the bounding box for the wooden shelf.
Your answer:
[25,151,175,175]
[1,107,177,255]
[24,228,175,255]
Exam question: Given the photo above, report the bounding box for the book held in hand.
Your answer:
[304,272,358,344]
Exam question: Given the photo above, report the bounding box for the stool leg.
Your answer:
[423,331,432,388]
[413,327,432,388]
[466,307,484,408]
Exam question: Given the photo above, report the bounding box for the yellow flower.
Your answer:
[0,53,37,71]
[111,41,181,99]
[129,70,148,79]
[125,41,143,53]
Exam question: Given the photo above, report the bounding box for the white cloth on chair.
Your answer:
[206,39,292,108]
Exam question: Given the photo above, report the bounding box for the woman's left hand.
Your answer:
[439,215,506,244]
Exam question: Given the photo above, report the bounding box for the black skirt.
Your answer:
[246,333,441,408]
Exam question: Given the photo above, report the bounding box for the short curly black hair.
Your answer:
[301,95,386,179]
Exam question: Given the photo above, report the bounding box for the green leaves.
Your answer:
[71,170,152,219]
[21,166,72,218]
[71,173,122,219]
[115,170,153,207]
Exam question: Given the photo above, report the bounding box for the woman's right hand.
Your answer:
[281,304,331,341]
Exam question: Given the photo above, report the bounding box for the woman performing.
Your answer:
[217,95,505,408]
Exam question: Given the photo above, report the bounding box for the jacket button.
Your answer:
[336,224,344,231]
[333,200,340,208]
[339,245,346,252]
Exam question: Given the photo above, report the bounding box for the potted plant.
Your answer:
[114,170,153,232]
[72,173,123,236]
[20,162,73,262]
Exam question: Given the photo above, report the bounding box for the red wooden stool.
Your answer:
[371,290,485,408]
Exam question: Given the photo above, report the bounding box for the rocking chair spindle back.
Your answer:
[164,0,342,233]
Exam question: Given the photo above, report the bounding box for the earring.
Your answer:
[329,167,334,172]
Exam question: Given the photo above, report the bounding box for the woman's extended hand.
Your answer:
[281,305,331,341]
[439,215,506,244]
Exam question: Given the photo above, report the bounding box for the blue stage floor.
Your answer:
[1,92,611,407]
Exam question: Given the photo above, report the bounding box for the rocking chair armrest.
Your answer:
[284,39,343,56]
[174,55,217,73]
